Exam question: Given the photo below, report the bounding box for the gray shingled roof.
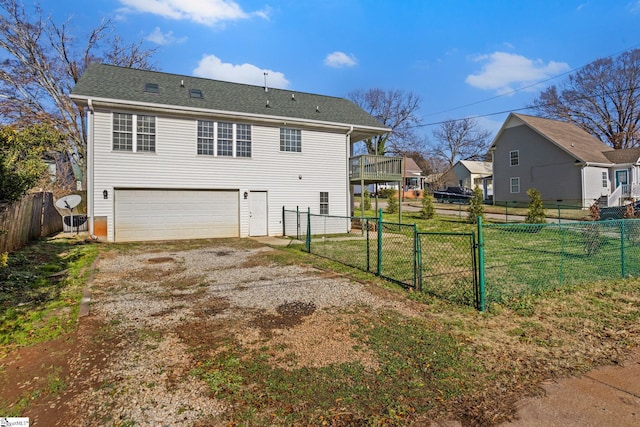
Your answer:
[603,147,640,164]
[71,63,388,142]
[509,113,613,164]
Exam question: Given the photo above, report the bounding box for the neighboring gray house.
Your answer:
[490,113,640,208]
[441,160,492,198]
[71,64,388,242]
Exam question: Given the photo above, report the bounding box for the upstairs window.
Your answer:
[280,128,301,152]
[197,120,214,155]
[217,122,233,157]
[196,121,252,158]
[510,150,519,166]
[136,115,156,152]
[113,113,156,153]
[236,124,252,157]
[113,113,133,151]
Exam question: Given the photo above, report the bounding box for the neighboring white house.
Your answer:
[491,113,640,208]
[71,64,388,242]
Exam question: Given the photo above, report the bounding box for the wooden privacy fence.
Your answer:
[0,192,63,253]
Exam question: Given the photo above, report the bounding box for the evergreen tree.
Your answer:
[466,186,484,224]
[420,194,435,219]
[363,188,372,211]
[386,191,398,214]
[525,188,546,223]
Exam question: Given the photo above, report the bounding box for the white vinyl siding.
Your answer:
[92,111,348,241]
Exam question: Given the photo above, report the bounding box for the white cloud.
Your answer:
[193,54,290,88]
[629,1,640,13]
[118,0,269,26]
[324,51,358,68]
[145,27,187,45]
[465,52,570,94]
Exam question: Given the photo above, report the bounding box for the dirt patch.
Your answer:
[251,300,317,332]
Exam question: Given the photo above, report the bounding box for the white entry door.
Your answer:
[249,191,268,236]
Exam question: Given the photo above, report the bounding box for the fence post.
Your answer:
[377,208,383,276]
[476,216,486,312]
[282,206,285,236]
[296,206,300,240]
[366,218,370,272]
[505,201,509,223]
[621,221,626,278]
[305,207,311,252]
[413,223,419,290]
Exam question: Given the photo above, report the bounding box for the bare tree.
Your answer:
[431,117,492,166]
[348,88,422,155]
[0,0,157,169]
[530,49,640,149]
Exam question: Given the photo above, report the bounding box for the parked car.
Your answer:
[433,186,474,203]
[599,201,640,220]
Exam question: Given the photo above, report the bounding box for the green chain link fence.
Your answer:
[283,207,640,311]
[480,219,640,307]
[417,232,478,307]
[283,208,480,307]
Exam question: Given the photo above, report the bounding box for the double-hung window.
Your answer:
[602,171,608,188]
[197,121,252,158]
[217,122,233,157]
[197,120,215,155]
[236,124,252,157]
[510,177,520,194]
[320,192,329,215]
[280,128,301,152]
[113,113,155,152]
[510,150,519,166]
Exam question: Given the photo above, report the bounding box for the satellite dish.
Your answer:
[55,195,82,235]
[55,194,82,211]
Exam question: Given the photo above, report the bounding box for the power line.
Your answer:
[420,43,640,121]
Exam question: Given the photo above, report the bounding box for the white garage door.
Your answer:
[115,189,239,242]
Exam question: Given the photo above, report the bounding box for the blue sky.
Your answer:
[50,0,640,140]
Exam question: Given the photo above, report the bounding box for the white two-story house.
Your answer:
[71,64,388,242]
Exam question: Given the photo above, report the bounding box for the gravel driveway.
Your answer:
[57,239,418,426]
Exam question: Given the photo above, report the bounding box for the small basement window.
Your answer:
[144,83,159,93]
[190,88,204,99]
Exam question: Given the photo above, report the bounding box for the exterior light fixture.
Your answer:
[244,191,248,199]
[103,190,108,199]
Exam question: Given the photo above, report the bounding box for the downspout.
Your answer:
[345,126,354,219]
[87,99,95,237]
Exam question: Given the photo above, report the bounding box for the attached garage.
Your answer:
[114,189,239,242]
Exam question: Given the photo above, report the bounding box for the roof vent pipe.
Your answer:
[264,72,268,92]
[180,80,184,87]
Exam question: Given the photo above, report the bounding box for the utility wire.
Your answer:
[420,43,640,123]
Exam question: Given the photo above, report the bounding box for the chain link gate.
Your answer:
[417,232,479,309]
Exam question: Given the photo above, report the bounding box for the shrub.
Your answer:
[466,186,484,224]
[420,194,435,219]
[363,188,372,211]
[525,188,546,223]
[386,191,398,214]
